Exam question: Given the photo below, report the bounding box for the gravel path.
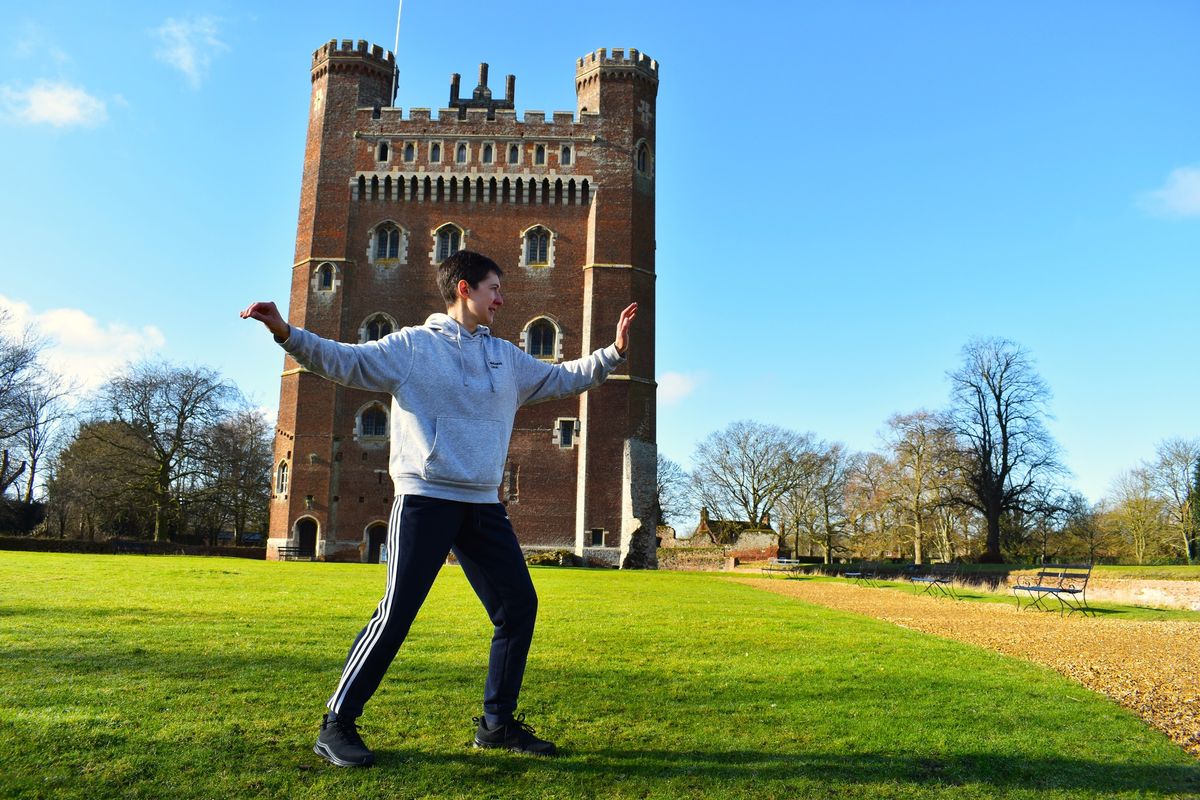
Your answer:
[737,577,1200,757]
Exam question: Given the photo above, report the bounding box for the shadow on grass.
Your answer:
[359,746,1200,794]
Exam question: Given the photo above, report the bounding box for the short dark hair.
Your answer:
[436,250,503,305]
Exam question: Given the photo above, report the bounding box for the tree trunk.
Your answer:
[913,513,923,565]
[982,509,1003,562]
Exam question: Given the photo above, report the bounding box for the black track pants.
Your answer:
[326,495,538,721]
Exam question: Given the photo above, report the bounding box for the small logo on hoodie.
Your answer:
[487,360,503,369]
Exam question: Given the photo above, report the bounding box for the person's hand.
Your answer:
[614,302,638,355]
[240,301,290,341]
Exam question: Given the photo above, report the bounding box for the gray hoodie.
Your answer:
[281,313,624,504]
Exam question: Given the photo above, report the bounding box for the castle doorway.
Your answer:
[295,518,318,558]
[367,523,387,564]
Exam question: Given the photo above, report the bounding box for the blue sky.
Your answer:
[1,0,1197,503]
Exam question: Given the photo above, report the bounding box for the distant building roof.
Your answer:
[691,507,775,544]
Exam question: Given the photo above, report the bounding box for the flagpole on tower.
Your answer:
[390,0,403,105]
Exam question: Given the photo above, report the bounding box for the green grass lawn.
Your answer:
[1,552,1196,799]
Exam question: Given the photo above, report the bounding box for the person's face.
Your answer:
[460,271,503,327]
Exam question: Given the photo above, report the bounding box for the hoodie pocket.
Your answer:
[422,416,506,488]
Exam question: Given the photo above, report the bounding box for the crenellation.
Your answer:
[311,38,395,70]
[575,47,658,80]
[553,111,575,125]
[437,108,457,122]
[409,108,431,121]
[523,111,545,124]
[465,108,490,123]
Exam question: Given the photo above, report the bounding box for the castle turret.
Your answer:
[270,40,395,559]
[573,49,660,567]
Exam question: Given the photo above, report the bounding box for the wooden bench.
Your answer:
[762,557,804,576]
[904,563,961,599]
[1012,563,1094,616]
[276,545,312,561]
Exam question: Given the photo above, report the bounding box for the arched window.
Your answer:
[525,319,556,359]
[508,144,519,164]
[377,141,389,161]
[404,142,415,162]
[430,142,442,162]
[374,223,401,260]
[360,405,388,438]
[483,144,493,164]
[535,145,545,165]
[435,225,462,262]
[276,461,289,495]
[316,263,334,291]
[456,143,468,163]
[561,146,571,166]
[525,227,550,266]
[363,314,394,342]
[636,143,650,174]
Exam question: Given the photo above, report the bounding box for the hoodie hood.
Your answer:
[424,313,495,391]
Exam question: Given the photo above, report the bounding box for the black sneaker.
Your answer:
[473,713,557,756]
[314,713,375,767]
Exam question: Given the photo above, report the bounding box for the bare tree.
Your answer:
[690,420,815,530]
[90,362,238,541]
[776,446,827,558]
[12,375,76,502]
[197,409,273,544]
[1060,492,1111,564]
[790,442,857,565]
[884,410,957,564]
[947,338,1063,562]
[1147,438,1200,563]
[653,453,690,530]
[1109,468,1167,565]
[843,452,896,559]
[0,310,43,495]
[1023,483,1072,563]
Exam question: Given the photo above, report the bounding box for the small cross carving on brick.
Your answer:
[638,100,652,126]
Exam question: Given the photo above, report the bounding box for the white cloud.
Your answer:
[0,80,107,128]
[0,295,165,395]
[658,371,702,406]
[152,16,226,89]
[1140,166,1200,219]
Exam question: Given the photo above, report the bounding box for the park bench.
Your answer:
[1012,563,1094,616]
[904,563,961,599]
[276,545,313,561]
[844,562,882,587]
[762,557,803,576]
[112,539,149,555]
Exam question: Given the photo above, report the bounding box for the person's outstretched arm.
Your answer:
[516,303,638,405]
[240,301,413,394]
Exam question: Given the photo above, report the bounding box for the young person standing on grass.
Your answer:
[241,250,637,768]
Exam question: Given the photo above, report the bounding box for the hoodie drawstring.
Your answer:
[448,317,495,392]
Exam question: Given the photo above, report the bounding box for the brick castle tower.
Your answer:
[268,40,658,568]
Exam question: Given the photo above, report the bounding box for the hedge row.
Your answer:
[0,536,266,560]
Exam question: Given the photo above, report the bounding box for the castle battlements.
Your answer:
[353,105,597,133]
[575,48,658,80]
[311,39,395,72]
